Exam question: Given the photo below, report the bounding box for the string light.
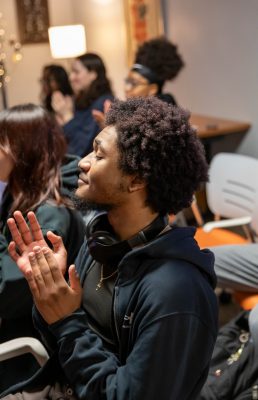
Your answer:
[0,12,23,108]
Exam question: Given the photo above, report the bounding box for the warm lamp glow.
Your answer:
[48,24,86,59]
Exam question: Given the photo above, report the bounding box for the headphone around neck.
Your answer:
[86,212,169,265]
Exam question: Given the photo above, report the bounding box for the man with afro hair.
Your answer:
[125,36,184,105]
[3,97,218,400]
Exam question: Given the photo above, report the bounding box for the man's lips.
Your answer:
[78,175,89,184]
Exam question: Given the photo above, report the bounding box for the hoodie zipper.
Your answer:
[113,284,120,346]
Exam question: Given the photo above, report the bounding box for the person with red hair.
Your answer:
[0,103,85,391]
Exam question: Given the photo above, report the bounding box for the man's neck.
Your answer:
[107,205,159,241]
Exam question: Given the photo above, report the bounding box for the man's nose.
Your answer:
[78,155,92,171]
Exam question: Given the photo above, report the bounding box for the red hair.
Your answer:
[0,103,70,214]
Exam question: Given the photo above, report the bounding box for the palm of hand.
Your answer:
[8,211,68,276]
[18,238,67,275]
[16,237,47,274]
[52,91,65,112]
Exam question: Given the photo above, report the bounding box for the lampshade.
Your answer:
[48,24,86,59]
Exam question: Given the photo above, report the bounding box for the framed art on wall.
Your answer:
[16,0,49,44]
[124,0,164,65]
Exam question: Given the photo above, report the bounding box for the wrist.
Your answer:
[59,111,74,125]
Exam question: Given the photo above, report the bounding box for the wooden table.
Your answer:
[190,114,251,139]
[190,114,251,161]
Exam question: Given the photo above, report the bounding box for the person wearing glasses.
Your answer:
[39,64,73,114]
[124,36,184,104]
[92,37,184,128]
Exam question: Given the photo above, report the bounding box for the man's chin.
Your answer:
[71,191,112,213]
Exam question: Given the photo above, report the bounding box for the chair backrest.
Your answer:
[249,304,258,354]
[206,152,258,234]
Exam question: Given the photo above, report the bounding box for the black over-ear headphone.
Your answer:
[86,212,169,265]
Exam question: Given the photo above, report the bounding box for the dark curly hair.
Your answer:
[75,53,113,110]
[135,36,184,86]
[105,97,208,215]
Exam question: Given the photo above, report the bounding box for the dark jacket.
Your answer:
[2,226,218,399]
[157,92,177,106]
[63,94,114,157]
[0,155,85,391]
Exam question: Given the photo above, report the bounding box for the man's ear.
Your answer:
[128,176,146,193]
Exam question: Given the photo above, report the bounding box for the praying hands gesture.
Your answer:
[7,211,82,324]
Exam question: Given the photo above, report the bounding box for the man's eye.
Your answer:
[95,155,103,160]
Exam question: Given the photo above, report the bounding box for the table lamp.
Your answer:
[48,24,86,59]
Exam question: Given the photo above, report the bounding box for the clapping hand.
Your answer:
[8,211,67,276]
[51,90,74,124]
[8,211,82,324]
[24,246,82,324]
[92,99,112,129]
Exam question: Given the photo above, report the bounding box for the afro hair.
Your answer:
[134,36,184,82]
[105,97,208,216]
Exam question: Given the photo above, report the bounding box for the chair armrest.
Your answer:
[0,337,49,367]
[202,216,252,233]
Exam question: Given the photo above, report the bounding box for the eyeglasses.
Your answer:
[39,77,56,84]
[124,77,150,88]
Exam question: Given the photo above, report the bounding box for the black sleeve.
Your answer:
[0,233,33,319]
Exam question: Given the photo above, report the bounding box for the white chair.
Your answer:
[205,152,258,236]
[249,303,258,354]
[194,152,258,309]
[195,152,258,247]
[0,337,49,367]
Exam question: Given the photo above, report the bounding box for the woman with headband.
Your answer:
[92,37,184,127]
[124,36,184,104]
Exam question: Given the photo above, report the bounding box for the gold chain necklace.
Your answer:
[96,264,118,291]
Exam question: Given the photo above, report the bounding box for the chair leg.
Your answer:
[191,197,204,227]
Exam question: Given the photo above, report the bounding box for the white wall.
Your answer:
[2,0,258,158]
[0,0,127,109]
[72,0,128,99]
[163,0,258,157]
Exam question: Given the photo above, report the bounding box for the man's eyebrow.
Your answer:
[94,138,106,153]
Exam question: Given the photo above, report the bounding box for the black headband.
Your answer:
[131,63,163,85]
